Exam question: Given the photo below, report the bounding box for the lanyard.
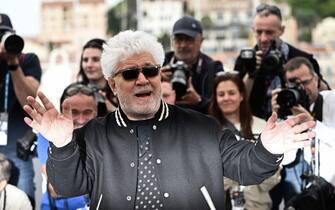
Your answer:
[3,73,10,113]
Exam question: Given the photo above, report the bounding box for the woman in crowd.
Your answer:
[208,71,281,210]
[77,38,118,116]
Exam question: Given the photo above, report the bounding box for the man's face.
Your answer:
[172,34,203,65]
[108,52,162,120]
[285,64,319,103]
[62,93,97,128]
[253,14,284,52]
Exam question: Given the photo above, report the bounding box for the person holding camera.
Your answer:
[162,16,223,114]
[234,3,330,120]
[270,57,335,209]
[0,153,32,210]
[0,13,42,206]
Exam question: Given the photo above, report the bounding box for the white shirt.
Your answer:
[304,90,335,186]
[0,184,32,210]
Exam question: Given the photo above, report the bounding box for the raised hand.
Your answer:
[261,112,316,154]
[176,77,201,105]
[23,91,74,147]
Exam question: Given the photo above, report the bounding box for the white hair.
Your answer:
[101,30,165,79]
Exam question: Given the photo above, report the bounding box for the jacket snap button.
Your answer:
[152,125,157,130]
[126,195,131,201]
[130,129,134,134]
[163,192,169,198]
[130,162,135,167]
[156,159,161,164]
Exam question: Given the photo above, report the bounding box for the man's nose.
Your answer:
[74,114,89,126]
[260,32,269,43]
[135,72,149,84]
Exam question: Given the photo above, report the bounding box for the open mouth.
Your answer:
[135,91,152,98]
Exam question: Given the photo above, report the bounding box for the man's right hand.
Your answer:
[255,50,263,71]
[271,88,282,113]
[23,91,74,148]
[160,65,172,81]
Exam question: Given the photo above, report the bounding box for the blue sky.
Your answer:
[2,0,120,37]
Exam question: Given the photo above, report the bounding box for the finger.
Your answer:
[24,117,41,132]
[26,96,47,115]
[187,77,194,88]
[292,131,316,142]
[271,88,281,96]
[264,112,277,130]
[285,113,312,127]
[37,91,56,110]
[61,98,72,119]
[292,121,316,134]
[23,104,43,124]
[99,90,107,98]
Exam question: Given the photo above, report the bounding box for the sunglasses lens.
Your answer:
[122,68,140,81]
[142,66,160,78]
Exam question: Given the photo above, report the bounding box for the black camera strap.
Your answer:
[311,94,323,121]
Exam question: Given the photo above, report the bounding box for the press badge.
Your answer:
[0,112,8,146]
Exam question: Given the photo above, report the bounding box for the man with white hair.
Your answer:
[23,30,315,210]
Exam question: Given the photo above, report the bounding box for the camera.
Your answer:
[238,40,284,77]
[239,48,257,75]
[0,31,24,54]
[17,130,37,161]
[169,61,191,100]
[276,84,310,117]
[261,40,284,74]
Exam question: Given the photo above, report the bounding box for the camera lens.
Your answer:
[277,89,300,109]
[171,69,187,100]
[1,32,24,54]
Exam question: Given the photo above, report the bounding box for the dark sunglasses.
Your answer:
[114,65,161,81]
[65,84,95,97]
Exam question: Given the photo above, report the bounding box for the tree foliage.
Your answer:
[278,0,335,41]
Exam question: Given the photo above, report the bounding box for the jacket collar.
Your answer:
[114,101,170,127]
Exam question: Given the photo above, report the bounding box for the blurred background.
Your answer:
[3,0,335,88]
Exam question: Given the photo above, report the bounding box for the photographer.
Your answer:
[0,13,41,206]
[271,57,335,209]
[163,16,223,114]
[234,3,330,120]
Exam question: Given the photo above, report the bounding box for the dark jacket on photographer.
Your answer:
[164,51,223,114]
[234,42,327,120]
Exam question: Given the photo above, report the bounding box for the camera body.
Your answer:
[261,42,284,74]
[239,41,284,77]
[276,84,310,117]
[0,31,24,54]
[169,61,191,100]
[16,130,37,161]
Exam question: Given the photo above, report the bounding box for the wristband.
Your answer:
[8,64,19,71]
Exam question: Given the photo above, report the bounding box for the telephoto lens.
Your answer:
[0,32,24,54]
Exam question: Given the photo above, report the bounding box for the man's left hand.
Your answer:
[260,112,316,155]
[176,77,202,105]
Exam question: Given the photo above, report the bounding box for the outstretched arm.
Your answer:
[23,91,74,147]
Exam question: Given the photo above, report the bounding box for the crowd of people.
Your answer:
[0,3,334,210]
